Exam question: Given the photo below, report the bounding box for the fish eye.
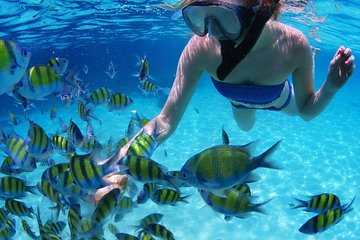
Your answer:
[22,49,27,56]
[180,172,189,179]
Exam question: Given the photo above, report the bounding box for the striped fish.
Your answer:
[118,155,174,187]
[22,220,39,240]
[18,66,63,100]
[150,188,189,206]
[126,124,161,158]
[223,183,251,196]
[52,135,76,154]
[179,140,281,191]
[0,219,16,240]
[199,189,271,220]
[53,170,90,200]
[42,163,70,185]
[0,40,31,95]
[0,176,37,199]
[108,93,133,111]
[136,182,159,204]
[0,156,26,175]
[291,193,341,213]
[5,199,34,218]
[37,179,64,218]
[78,102,101,124]
[142,223,175,240]
[68,119,84,148]
[0,132,36,172]
[138,231,155,240]
[88,87,112,106]
[0,208,9,230]
[137,54,149,82]
[44,220,66,236]
[114,196,136,222]
[138,80,159,95]
[137,213,164,229]
[68,204,81,240]
[47,57,69,75]
[79,217,94,237]
[299,196,355,234]
[91,188,121,229]
[131,110,150,128]
[114,233,139,240]
[26,121,53,159]
[69,153,123,190]
[81,139,102,152]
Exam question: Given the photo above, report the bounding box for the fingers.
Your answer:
[331,47,354,69]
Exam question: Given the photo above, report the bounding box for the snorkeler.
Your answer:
[113,0,355,160]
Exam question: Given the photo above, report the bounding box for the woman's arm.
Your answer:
[116,36,205,160]
[292,33,355,121]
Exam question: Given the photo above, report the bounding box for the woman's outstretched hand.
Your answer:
[327,46,355,90]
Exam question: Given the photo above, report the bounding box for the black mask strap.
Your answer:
[216,1,278,81]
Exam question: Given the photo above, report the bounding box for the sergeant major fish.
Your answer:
[47,57,69,75]
[16,65,63,100]
[0,40,31,95]
[26,121,53,159]
[299,196,356,235]
[290,193,341,213]
[179,140,281,191]
[108,93,133,112]
[199,189,271,220]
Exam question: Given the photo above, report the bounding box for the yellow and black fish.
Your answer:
[26,120,53,159]
[108,93,133,111]
[0,40,31,95]
[142,223,175,240]
[150,188,189,206]
[68,204,81,240]
[91,188,121,229]
[47,57,69,75]
[199,189,271,220]
[52,135,76,154]
[0,176,37,199]
[89,87,113,106]
[291,193,341,213]
[179,140,281,191]
[5,199,34,218]
[299,196,355,234]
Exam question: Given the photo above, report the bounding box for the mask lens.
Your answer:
[183,5,241,39]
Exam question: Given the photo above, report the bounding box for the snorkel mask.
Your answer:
[182,0,264,41]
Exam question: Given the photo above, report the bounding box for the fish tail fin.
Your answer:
[252,197,274,215]
[254,140,282,170]
[344,195,356,214]
[26,185,38,195]
[180,194,191,204]
[290,198,307,209]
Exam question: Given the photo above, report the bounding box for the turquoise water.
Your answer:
[1,0,360,239]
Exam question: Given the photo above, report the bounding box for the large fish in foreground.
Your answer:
[179,140,281,191]
[0,40,31,95]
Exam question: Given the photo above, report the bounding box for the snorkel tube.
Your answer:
[216,0,280,81]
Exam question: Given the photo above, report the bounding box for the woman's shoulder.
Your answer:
[271,21,310,47]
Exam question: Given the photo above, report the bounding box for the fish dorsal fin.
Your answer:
[236,140,259,155]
